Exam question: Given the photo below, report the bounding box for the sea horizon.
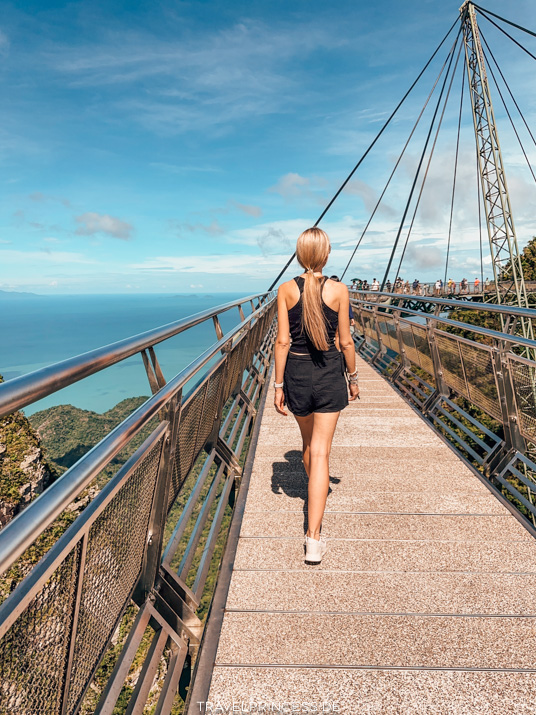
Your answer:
[1,291,255,416]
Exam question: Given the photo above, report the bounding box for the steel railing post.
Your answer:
[388,307,408,384]
[485,340,526,475]
[370,305,385,364]
[133,391,182,604]
[60,533,88,714]
[421,307,450,415]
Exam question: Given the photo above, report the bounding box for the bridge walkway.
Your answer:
[206,356,536,713]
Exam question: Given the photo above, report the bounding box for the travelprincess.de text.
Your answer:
[196,702,340,713]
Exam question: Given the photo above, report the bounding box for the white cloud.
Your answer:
[75,212,133,240]
[257,227,291,257]
[269,173,310,199]
[345,178,396,217]
[405,243,443,270]
[130,252,285,276]
[0,249,97,264]
[46,19,345,134]
[268,173,329,205]
[29,191,71,207]
[150,162,222,174]
[232,202,262,218]
[179,219,225,236]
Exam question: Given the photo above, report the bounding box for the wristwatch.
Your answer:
[346,367,359,385]
[274,381,284,389]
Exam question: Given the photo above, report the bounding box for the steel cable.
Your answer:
[394,40,463,283]
[339,47,455,282]
[473,4,536,42]
[267,17,460,290]
[380,30,461,290]
[475,8,536,62]
[479,30,536,149]
[479,30,536,185]
[444,58,465,287]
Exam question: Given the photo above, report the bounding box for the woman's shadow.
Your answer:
[271,449,341,534]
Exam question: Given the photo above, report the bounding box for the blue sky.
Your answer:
[1,0,536,294]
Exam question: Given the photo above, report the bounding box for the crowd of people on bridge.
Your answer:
[349,276,492,296]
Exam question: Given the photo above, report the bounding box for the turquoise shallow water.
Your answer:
[1,292,252,416]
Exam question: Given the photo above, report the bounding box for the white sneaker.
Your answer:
[304,535,327,565]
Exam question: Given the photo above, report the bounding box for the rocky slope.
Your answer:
[0,374,56,527]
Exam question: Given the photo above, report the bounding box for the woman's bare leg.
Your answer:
[294,413,314,477]
[306,411,340,539]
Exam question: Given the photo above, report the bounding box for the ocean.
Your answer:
[0,292,253,416]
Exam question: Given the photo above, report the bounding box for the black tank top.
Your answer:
[288,276,339,354]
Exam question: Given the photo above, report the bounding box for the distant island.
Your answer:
[0,289,40,298]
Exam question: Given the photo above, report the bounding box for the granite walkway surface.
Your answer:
[206,356,536,714]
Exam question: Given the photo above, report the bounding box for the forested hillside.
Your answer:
[29,395,150,478]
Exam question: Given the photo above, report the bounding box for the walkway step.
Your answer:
[239,513,531,541]
[224,570,536,615]
[233,538,536,573]
[208,668,536,714]
[215,612,536,669]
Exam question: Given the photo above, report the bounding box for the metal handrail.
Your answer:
[351,294,536,350]
[349,289,536,318]
[0,299,272,577]
[0,292,269,418]
[349,280,536,298]
[0,289,278,714]
[350,290,536,537]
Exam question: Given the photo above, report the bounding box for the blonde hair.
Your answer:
[296,227,331,351]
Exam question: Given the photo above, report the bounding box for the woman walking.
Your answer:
[273,228,360,564]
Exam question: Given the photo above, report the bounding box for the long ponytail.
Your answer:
[296,228,331,351]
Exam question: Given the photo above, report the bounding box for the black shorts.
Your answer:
[283,350,349,417]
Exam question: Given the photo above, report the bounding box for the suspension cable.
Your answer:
[480,33,536,162]
[267,17,460,291]
[473,4,536,42]
[444,57,465,287]
[479,33,536,184]
[479,32,536,149]
[476,8,536,62]
[380,30,461,291]
[339,45,455,282]
[394,40,463,282]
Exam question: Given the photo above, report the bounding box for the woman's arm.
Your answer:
[337,285,360,401]
[337,285,356,374]
[274,284,290,415]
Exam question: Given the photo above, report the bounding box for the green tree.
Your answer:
[501,235,536,282]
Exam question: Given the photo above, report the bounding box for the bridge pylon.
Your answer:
[460,1,534,343]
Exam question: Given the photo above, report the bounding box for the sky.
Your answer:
[1,0,536,294]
